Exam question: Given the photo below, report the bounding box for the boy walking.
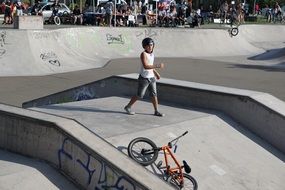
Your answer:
[124,37,165,117]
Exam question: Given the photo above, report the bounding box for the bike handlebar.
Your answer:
[182,131,188,136]
[167,130,189,148]
[170,130,188,142]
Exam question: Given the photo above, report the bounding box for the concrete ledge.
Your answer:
[0,103,173,190]
[14,16,43,30]
[22,74,285,154]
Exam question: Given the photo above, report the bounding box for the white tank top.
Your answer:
[139,52,155,78]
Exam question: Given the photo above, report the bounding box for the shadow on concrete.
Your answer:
[215,113,285,162]
[35,104,156,116]
[0,149,78,190]
[248,47,285,61]
[228,64,285,72]
[116,146,168,180]
[36,104,126,114]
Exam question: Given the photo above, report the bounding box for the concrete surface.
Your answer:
[0,25,284,76]
[0,25,284,190]
[21,73,285,155]
[0,103,173,190]
[0,149,79,190]
[13,16,44,29]
[31,96,285,190]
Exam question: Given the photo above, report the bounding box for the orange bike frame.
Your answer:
[161,145,184,185]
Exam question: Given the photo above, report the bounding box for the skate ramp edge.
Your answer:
[23,73,285,154]
[0,103,173,190]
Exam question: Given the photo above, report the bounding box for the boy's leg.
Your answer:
[124,96,138,115]
[151,96,158,112]
[151,96,164,117]
[126,96,138,108]
[149,80,165,117]
[124,77,148,115]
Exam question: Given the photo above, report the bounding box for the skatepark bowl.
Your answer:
[0,24,285,190]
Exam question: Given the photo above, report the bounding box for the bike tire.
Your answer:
[230,27,239,36]
[127,137,158,166]
[54,16,61,25]
[167,173,198,190]
[182,173,198,190]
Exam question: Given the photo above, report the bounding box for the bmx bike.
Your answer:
[128,131,198,190]
[47,14,61,25]
[219,11,240,37]
[47,11,73,25]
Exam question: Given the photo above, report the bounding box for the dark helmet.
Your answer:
[142,37,155,48]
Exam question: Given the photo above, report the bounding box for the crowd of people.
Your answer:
[263,2,284,23]
[0,0,284,26]
[1,0,26,24]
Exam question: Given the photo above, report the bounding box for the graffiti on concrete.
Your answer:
[0,31,7,57]
[73,87,95,101]
[77,153,96,184]
[135,28,158,39]
[58,137,136,190]
[33,32,50,39]
[58,138,73,169]
[0,49,5,57]
[40,51,61,66]
[0,31,6,47]
[32,31,59,40]
[106,34,124,45]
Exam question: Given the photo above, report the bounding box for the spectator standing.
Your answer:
[169,2,177,26]
[31,0,40,15]
[15,0,24,16]
[273,2,282,22]
[220,1,229,23]
[141,3,148,25]
[1,2,5,14]
[265,4,273,22]
[51,0,61,17]
[11,1,17,21]
[124,38,165,117]
[4,0,12,24]
[105,0,114,26]
[73,5,83,25]
[236,2,244,24]
[255,3,260,15]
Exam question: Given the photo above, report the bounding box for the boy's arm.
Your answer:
[153,69,161,80]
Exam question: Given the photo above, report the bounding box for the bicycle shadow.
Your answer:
[116,145,165,178]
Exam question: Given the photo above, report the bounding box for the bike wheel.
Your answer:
[167,173,198,190]
[230,27,239,36]
[127,137,158,166]
[181,173,198,190]
[54,16,61,25]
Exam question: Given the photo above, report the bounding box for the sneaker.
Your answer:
[124,106,135,115]
[154,111,165,117]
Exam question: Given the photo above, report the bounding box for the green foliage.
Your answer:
[22,0,31,6]
[69,3,78,10]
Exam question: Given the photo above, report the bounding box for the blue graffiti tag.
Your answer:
[77,154,96,184]
[58,138,73,169]
[58,137,136,190]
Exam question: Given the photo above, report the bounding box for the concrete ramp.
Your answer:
[0,26,268,76]
[31,96,285,190]
[0,149,79,190]
[239,25,285,49]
